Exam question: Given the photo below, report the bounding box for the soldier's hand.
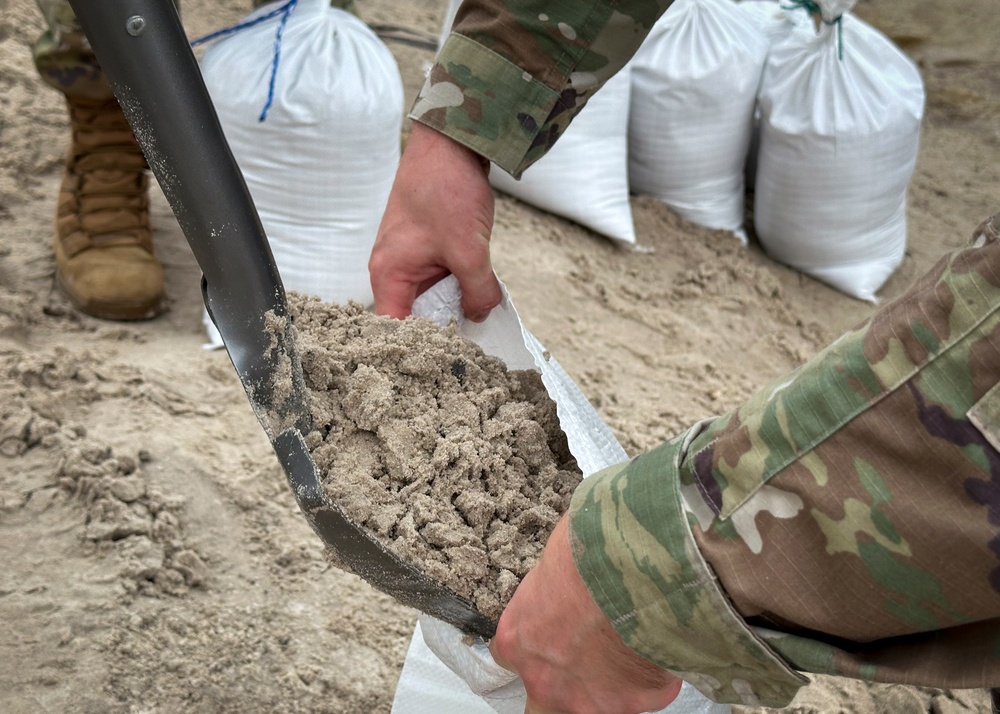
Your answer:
[369,122,501,322]
[490,514,683,714]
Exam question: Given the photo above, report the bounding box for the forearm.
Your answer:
[571,212,1000,705]
[412,0,675,176]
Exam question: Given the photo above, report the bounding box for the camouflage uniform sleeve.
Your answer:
[570,213,1000,707]
[410,0,674,177]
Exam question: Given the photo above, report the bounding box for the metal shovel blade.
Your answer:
[68,0,496,639]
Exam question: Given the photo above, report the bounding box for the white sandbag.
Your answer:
[489,68,636,245]
[198,0,403,347]
[813,0,858,23]
[437,0,460,51]
[438,0,636,246]
[390,276,729,714]
[397,617,730,714]
[738,0,801,46]
[627,0,769,243]
[752,10,924,301]
[737,1,810,191]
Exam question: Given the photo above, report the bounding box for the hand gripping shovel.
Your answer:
[68,0,496,639]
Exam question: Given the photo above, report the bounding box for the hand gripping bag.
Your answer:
[389,278,731,714]
[438,0,637,246]
[752,9,925,301]
[199,0,404,344]
[627,0,770,244]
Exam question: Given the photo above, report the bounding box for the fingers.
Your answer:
[454,262,502,323]
[369,123,499,321]
[487,515,685,714]
[520,680,683,714]
[372,264,497,322]
[370,270,417,320]
[371,259,499,321]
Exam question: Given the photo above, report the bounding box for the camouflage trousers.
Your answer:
[33,0,356,99]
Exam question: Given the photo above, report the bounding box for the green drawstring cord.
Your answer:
[780,0,845,60]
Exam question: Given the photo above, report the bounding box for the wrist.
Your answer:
[408,121,490,176]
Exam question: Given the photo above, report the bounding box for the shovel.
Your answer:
[67,0,496,639]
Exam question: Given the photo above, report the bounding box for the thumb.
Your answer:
[486,644,555,714]
[487,637,516,674]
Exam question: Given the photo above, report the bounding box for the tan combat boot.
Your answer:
[54,95,165,320]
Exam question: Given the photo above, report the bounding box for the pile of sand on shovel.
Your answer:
[275,293,583,622]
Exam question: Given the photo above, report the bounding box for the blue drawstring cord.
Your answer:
[780,0,845,60]
[189,0,299,121]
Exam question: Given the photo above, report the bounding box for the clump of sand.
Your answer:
[286,293,582,622]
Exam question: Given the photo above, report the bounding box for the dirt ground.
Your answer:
[0,0,997,711]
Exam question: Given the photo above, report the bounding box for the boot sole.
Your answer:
[56,270,165,321]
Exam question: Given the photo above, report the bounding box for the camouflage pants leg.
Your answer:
[33,0,112,99]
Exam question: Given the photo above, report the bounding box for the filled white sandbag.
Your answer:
[738,0,801,45]
[627,0,769,244]
[198,0,403,347]
[813,0,858,23]
[737,1,809,190]
[488,67,636,245]
[752,10,924,301]
[437,0,460,51]
[438,0,637,246]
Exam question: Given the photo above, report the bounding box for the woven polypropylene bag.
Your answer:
[628,0,769,243]
[389,276,731,714]
[752,11,924,301]
[199,0,403,309]
[487,67,637,245]
[438,0,637,245]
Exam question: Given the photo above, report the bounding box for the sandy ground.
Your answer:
[1,0,997,711]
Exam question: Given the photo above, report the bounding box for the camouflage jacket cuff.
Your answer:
[407,33,562,177]
[568,424,808,708]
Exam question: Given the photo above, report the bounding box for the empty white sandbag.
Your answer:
[628,0,770,243]
[752,10,924,301]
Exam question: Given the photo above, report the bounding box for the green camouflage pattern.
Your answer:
[570,428,809,707]
[32,0,356,99]
[411,0,677,177]
[33,0,111,98]
[570,213,1000,706]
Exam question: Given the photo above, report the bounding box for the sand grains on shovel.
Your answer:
[284,294,582,622]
